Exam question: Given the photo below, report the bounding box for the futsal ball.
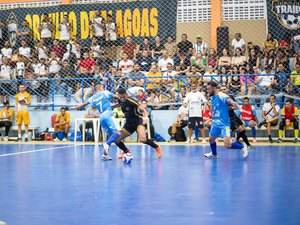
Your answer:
[280,14,300,29]
[122,153,133,164]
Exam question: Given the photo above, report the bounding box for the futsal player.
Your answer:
[204,81,248,159]
[105,88,162,159]
[73,83,124,160]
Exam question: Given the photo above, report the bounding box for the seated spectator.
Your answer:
[231,47,246,67]
[290,63,300,89]
[277,99,299,143]
[169,101,188,142]
[203,65,216,86]
[207,48,217,70]
[1,41,13,59]
[257,66,275,90]
[163,36,177,59]
[218,48,231,69]
[276,49,290,73]
[152,36,164,60]
[79,106,100,141]
[46,51,61,78]
[231,33,246,53]
[190,52,206,72]
[111,69,127,91]
[50,39,66,60]
[64,36,81,62]
[158,49,174,72]
[162,63,177,91]
[193,34,208,55]
[35,39,49,60]
[100,66,116,92]
[240,66,257,96]
[0,101,14,141]
[90,37,102,59]
[128,64,145,88]
[0,57,12,103]
[146,65,162,91]
[177,34,193,57]
[53,107,70,142]
[263,32,278,52]
[136,50,153,72]
[113,106,125,118]
[293,50,300,69]
[218,66,230,86]
[118,52,134,75]
[188,66,201,85]
[18,40,31,60]
[96,51,113,71]
[135,89,145,101]
[137,37,153,58]
[247,41,261,57]
[121,36,136,60]
[176,54,190,75]
[258,94,280,143]
[263,48,276,70]
[146,91,160,109]
[247,48,260,73]
[229,65,241,94]
[237,97,258,143]
[275,63,289,93]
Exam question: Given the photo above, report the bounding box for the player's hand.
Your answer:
[142,117,149,125]
[271,103,275,108]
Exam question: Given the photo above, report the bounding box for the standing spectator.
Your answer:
[47,51,61,78]
[64,36,81,62]
[152,36,164,61]
[105,14,117,60]
[157,49,174,72]
[136,50,153,72]
[1,41,12,59]
[0,57,12,103]
[0,19,4,49]
[79,106,100,141]
[50,40,66,60]
[121,36,136,60]
[53,107,70,142]
[263,32,278,52]
[128,64,145,88]
[18,40,31,59]
[218,48,231,69]
[118,52,134,75]
[231,33,246,53]
[58,14,71,45]
[193,34,208,55]
[164,36,177,58]
[90,37,102,59]
[7,16,18,48]
[90,10,106,46]
[35,39,49,60]
[16,20,31,48]
[38,13,54,47]
[231,47,246,67]
[15,84,31,142]
[177,34,193,56]
[238,97,258,143]
[0,101,14,141]
[258,94,280,143]
[184,83,207,143]
[277,99,299,143]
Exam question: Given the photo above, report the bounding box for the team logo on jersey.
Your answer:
[272,0,300,30]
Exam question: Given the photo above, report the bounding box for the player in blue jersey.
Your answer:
[73,83,124,160]
[204,81,248,159]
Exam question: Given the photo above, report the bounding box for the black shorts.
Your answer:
[180,120,188,128]
[123,118,143,135]
[269,121,278,126]
[230,117,243,131]
[188,117,203,129]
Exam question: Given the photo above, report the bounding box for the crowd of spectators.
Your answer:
[0,12,300,110]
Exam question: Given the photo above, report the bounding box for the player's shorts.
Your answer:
[16,111,30,125]
[209,124,231,138]
[230,117,243,131]
[188,117,204,129]
[100,116,118,136]
[180,120,188,128]
[123,118,143,135]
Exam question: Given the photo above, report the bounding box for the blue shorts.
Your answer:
[243,120,255,127]
[100,116,118,136]
[209,125,231,138]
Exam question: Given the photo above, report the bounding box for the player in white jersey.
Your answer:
[184,83,207,143]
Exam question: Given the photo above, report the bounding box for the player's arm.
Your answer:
[272,103,279,117]
[227,98,240,110]
[25,94,31,106]
[72,102,88,110]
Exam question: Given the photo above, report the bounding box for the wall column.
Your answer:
[211,0,222,50]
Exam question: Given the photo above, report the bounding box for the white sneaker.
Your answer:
[101,154,112,161]
[103,142,110,155]
[202,139,207,144]
[62,138,67,142]
[53,138,60,142]
[185,139,191,144]
[241,146,248,158]
[3,136,8,141]
[204,152,218,159]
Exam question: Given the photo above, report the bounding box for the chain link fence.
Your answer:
[0,0,299,111]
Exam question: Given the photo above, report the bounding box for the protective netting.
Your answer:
[0,0,299,111]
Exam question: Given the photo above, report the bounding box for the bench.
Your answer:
[0,125,40,139]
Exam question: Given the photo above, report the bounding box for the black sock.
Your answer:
[64,132,68,138]
[144,139,158,149]
[54,132,58,138]
[240,130,251,146]
[115,142,129,153]
[268,135,272,139]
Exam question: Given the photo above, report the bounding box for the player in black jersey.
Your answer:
[105,88,163,159]
[220,86,254,150]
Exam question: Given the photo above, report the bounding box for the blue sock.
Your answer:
[194,126,199,139]
[106,133,120,146]
[210,142,217,155]
[231,141,244,149]
[252,127,256,138]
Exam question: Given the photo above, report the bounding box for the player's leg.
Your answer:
[249,120,257,143]
[186,117,195,143]
[266,118,278,143]
[198,117,206,144]
[204,125,220,158]
[63,124,69,141]
[23,111,30,142]
[277,120,285,143]
[115,129,132,159]
[136,125,162,159]
[236,125,253,149]
[194,125,199,141]
[293,120,299,142]
[16,112,23,142]
[53,124,60,141]
[169,121,180,142]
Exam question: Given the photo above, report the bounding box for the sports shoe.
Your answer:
[3,136,8,142]
[101,154,112,161]
[241,146,248,158]
[169,138,176,142]
[294,138,298,143]
[202,139,207,144]
[103,142,110,156]
[269,137,273,143]
[185,139,191,144]
[15,138,21,142]
[53,138,60,142]
[118,150,131,159]
[253,138,257,143]
[24,138,28,142]
[62,138,67,142]
[277,138,283,143]
[155,145,163,159]
[247,145,254,150]
[204,152,218,159]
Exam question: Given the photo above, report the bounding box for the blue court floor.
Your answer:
[0,143,300,225]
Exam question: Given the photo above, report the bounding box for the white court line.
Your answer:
[0,145,83,157]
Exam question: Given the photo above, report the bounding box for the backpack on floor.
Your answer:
[168,126,187,142]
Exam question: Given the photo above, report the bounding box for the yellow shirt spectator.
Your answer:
[113,107,125,118]
[147,70,162,90]
[56,111,71,125]
[291,70,300,86]
[0,107,14,122]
